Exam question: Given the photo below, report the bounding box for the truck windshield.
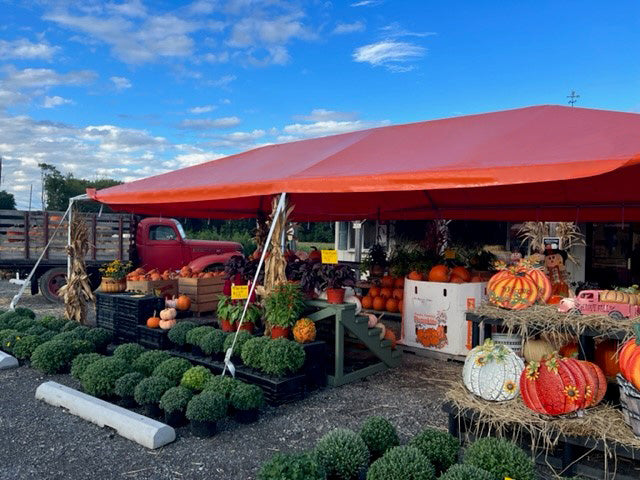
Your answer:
[174,221,187,240]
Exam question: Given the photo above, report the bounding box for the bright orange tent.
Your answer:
[89,105,640,221]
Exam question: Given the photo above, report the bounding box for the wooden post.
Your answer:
[24,211,30,259]
[43,212,49,260]
[334,308,345,386]
[118,217,123,260]
[91,215,97,261]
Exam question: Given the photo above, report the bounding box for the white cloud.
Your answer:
[0,39,60,60]
[1,67,97,89]
[189,105,216,114]
[165,151,225,169]
[220,98,231,104]
[179,116,241,129]
[333,21,365,35]
[43,95,73,108]
[106,0,147,18]
[110,76,132,90]
[205,129,266,148]
[281,119,389,139]
[208,74,236,87]
[294,109,358,122]
[353,40,425,71]
[351,0,383,6]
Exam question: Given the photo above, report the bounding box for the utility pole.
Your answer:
[567,90,580,107]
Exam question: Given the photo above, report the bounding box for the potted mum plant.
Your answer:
[264,283,306,339]
[230,383,264,424]
[185,391,228,437]
[159,386,193,427]
[99,259,132,293]
[319,264,357,304]
[216,295,235,332]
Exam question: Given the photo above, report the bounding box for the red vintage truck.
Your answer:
[0,210,242,302]
[557,290,640,319]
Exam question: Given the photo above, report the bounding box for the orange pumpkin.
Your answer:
[380,287,393,299]
[384,329,397,349]
[428,265,450,282]
[134,267,145,275]
[408,271,423,281]
[594,339,620,379]
[176,294,192,311]
[547,295,563,305]
[450,266,471,282]
[450,275,465,284]
[398,301,403,313]
[470,276,483,282]
[179,266,191,277]
[369,286,381,298]
[381,275,394,288]
[559,341,579,358]
[393,277,404,289]
[361,296,373,309]
[372,296,385,311]
[525,267,552,303]
[392,288,403,300]
[619,335,640,389]
[149,273,162,281]
[488,269,538,310]
[147,315,160,328]
[385,298,399,312]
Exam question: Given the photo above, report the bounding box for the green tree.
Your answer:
[0,190,16,209]
[38,164,122,212]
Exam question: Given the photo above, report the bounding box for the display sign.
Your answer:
[231,285,249,300]
[542,236,562,250]
[321,249,338,264]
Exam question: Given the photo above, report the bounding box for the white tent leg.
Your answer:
[223,192,287,377]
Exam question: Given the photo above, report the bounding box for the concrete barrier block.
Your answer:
[0,351,18,370]
[35,381,175,449]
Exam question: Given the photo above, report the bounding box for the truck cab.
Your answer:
[135,218,243,272]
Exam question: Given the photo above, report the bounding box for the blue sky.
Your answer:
[0,0,639,209]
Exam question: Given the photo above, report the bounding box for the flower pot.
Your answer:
[144,404,162,419]
[100,277,126,293]
[237,322,254,333]
[234,408,259,424]
[326,288,346,304]
[220,319,235,332]
[192,346,205,357]
[271,326,290,339]
[118,396,136,408]
[190,419,217,438]
[164,410,187,428]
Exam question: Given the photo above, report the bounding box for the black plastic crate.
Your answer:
[301,341,328,390]
[137,325,170,350]
[96,316,115,331]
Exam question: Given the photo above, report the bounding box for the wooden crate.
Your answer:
[126,279,178,297]
[179,276,224,314]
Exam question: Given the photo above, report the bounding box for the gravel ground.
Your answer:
[0,281,460,480]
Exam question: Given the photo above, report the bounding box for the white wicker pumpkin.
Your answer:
[463,339,524,402]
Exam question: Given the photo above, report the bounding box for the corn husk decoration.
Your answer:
[518,222,585,265]
[58,216,95,324]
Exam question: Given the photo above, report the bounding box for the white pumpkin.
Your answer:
[159,308,177,321]
[375,322,386,339]
[463,339,524,402]
[165,297,177,308]
[344,294,362,315]
[523,338,554,363]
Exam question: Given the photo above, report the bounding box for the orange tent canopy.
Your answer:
[89,105,640,222]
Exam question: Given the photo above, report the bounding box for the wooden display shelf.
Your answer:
[179,276,224,316]
[361,308,402,319]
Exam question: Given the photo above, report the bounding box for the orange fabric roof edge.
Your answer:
[89,105,640,222]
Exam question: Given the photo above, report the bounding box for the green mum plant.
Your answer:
[260,338,305,377]
[70,353,105,381]
[84,328,113,351]
[133,350,172,376]
[185,326,216,348]
[113,343,147,363]
[180,366,213,391]
[409,428,460,475]
[114,372,146,399]
[438,464,493,480]
[463,437,536,480]
[200,329,228,355]
[360,416,399,460]
[134,376,174,406]
[37,316,67,332]
[315,428,370,480]
[230,382,264,411]
[223,330,253,358]
[258,452,325,480]
[203,375,240,399]
[14,318,38,333]
[81,357,132,398]
[31,340,75,374]
[185,391,228,422]
[241,335,270,369]
[366,446,435,480]
[12,334,44,360]
[159,386,193,414]
[152,357,192,385]
[167,321,197,346]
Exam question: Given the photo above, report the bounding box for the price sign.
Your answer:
[231,285,249,300]
[321,249,338,264]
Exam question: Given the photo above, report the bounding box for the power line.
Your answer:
[567,90,580,107]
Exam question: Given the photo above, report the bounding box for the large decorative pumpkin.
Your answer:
[176,294,191,311]
[463,339,524,402]
[619,328,640,389]
[293,318,316,344]
[594,339,620,379]
[520,353,606,415]
[523,338,554,363]
[428,265,450,282]
[525,267,552,303]
[488,268,538,310]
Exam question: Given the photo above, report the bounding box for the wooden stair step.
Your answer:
[380,339,391,348]
[354,316,369,325]
[392,350,402,359]
[367,327,382,337]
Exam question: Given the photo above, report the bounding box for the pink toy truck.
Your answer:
[558,290,640,319]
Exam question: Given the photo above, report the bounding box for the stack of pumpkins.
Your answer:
[463,337,612,416]
[145,295,193,330]
[127,267,177,282]
[178,266,225,279]
[361,275,404,313]
[407,265,482,283]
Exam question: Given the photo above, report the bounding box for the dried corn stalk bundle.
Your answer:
[59,216,95,324]
[518,222,586,265]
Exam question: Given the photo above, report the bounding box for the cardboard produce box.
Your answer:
[126,279,178,298]
[178,276,224,313]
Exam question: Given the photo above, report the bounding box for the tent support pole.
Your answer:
[222,192,287,377]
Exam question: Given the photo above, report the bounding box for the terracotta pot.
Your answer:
[326,288,346,304]
[237,322,254,333]
[271,326,290,339]
[220,319,235,332]
[100,277,126,293]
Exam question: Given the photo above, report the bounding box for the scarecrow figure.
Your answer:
[544,249,569,297]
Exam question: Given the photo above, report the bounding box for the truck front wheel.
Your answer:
[39,268,67,303]
[609,311,624,320]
